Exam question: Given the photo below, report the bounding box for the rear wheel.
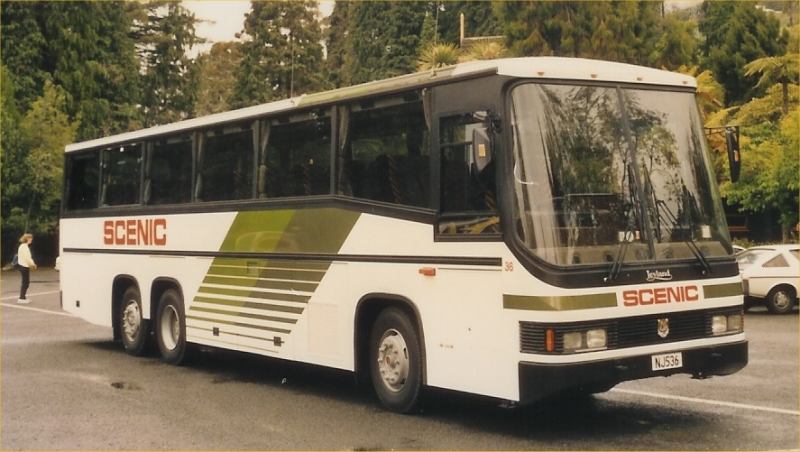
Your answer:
[155,288,187,365]
[119,286,149,356]
[369,307,423,413]
[766,287,795,315]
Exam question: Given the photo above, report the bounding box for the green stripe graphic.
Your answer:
[190,208,361,345]
[194,296,304,314]
[703,282,743,299]
[503,293,618,311]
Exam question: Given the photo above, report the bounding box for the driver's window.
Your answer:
[438,112,500,236]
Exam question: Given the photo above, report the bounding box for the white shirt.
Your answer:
[17,243,35,268]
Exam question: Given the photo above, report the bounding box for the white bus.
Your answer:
[60,57,747,413]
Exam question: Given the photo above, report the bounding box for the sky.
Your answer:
[183,0,702,58]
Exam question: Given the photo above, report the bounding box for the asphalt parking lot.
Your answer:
[2,269,798,450]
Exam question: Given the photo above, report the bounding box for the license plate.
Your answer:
[651,352,683,371]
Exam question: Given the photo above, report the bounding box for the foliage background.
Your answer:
[1,0,798,264]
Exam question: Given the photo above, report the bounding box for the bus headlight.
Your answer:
[586,329,607,349]
[563,332,583,350]
[712,313,743,335]
[711,315,728,334]
[727,314,743,333]
[562,329,607,352]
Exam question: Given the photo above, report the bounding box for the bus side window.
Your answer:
[337,93,430,208]
[197,122,255,202]
[262,109,331,198]
[100,144,142,207]
[438,112,500,236]
[145,134,192,205]
[66,151,100,210]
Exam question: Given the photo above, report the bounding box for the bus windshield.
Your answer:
[510,83,731,267]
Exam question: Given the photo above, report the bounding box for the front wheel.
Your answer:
[119,286,149,356]
[369,307,423,413]
[155,288,188,365]
[766,287,795,315]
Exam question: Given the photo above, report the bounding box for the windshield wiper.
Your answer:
[653,186,712,275]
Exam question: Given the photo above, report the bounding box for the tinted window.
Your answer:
[262,110,331,198]
[101,144,141,206]
[146,135,192,205]
[197,123,254,202]
[66,151,100,210]
[439,112,500,235]
[790,250,799,262]
[338,96,429,207]
[763,254,789,268]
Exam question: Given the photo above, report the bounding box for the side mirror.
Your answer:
[725,126,741,183]
[471,126,492,173]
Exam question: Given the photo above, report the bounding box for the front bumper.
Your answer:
[518,340,747,404]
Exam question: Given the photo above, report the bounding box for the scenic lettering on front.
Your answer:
[103,219,167,246]
[622,285,700,306]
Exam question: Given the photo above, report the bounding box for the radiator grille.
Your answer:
[520,307,741,354]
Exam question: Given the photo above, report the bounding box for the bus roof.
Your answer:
[65,57,697,153]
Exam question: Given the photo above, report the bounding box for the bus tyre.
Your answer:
[369,307,423,414]
[119,286,149,356]
[766,287,795,315]
[155,289,187,365]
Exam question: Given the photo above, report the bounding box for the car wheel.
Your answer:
[766,287,795,315]
[119,286,149,356]
[369,307,423,413]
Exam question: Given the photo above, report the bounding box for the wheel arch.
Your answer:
[768,283,798,300]
[111,275,140,341]
[354,293,427,385]
[150,277,185,323]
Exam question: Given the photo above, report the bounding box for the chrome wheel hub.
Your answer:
[122,300,141,342]
[774,292,791,310]
[377,329,409,392]
[160,305,180,351]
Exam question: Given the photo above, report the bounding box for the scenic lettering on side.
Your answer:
[103,219,167,246]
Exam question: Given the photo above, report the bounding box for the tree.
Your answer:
[195,42,243,116]
[699,1,787,105]
[744,53,800,115]
[324,1,354,88]
[495,1,668,67]
[348,1,428,84]
[438,1,500,44]
[0,3,49,112]
[231,1,325,108]
[8,82,79,233]
[1,66,26,233]
[655,12,699,69]
[40,2,142,140]
[1,2,142,140]
[134,1,203,126]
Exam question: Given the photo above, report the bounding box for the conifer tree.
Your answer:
[699,1,787,104]
[195,42,243,116]
[134,1,203,126]
[348,1,428,84]
[231,1,325,108]
[324,1,353,88]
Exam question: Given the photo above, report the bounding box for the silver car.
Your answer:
[737,245,799,314]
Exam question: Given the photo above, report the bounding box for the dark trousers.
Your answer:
[18,266,30,299]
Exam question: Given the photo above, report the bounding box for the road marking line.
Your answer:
[0,303,74,317]
[611,388,800,416]
[0,290,61,301]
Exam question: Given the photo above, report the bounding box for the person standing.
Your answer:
[16,233,37,304]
